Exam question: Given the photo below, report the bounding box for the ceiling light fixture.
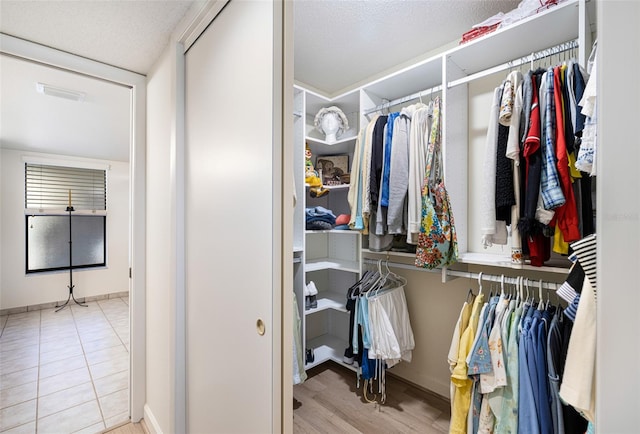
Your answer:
[36,82,86,102]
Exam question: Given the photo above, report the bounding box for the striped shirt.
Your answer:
[571,234,597,299]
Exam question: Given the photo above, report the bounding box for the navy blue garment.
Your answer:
[369,115,388,208]
[547,307,565,434]
[572,63,587,135]
[305,206,336,230]
[535,308,554,434]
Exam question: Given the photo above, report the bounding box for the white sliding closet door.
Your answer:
[184,1,283,432]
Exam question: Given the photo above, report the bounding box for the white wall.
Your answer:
[0,148,129,310]
[144,44,174,434]
[597,1,640,431]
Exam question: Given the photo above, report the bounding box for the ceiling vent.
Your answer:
[36,82,86,101]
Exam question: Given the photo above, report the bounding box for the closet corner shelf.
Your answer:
[305,291,348,315]
[305,229,360,235]
[304,183,350,191]
[362,248,416,259]
[305,135,357,147]
[305,334,357,373]
[304,229,360,236]
[305,258,360,273]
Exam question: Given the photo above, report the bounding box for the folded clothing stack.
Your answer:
[306,206,336,230]
[459,23,499,44]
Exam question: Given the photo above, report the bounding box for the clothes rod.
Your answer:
[363,84,443,117]
[362,258,562,291]
[447,39,579,89]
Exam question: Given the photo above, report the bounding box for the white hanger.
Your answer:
[478,271,483,295]
[537,279,545,310]
[500,274,505,296]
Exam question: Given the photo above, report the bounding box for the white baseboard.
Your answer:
[143,404,163,434]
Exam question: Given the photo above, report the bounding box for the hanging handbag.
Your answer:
[415,98,458,269]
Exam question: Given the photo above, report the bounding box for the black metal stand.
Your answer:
[56,206,88,312]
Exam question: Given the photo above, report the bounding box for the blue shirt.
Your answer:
[519,313,539,433]
[380,112,399,207]
[540,68,566,210]
[535,309,553,434]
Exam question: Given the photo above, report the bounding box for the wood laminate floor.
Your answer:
[293,362,450,434]
[102,421,146,434]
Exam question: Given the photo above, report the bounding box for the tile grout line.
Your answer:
[0,311,40,433]
[35,309,41,434]
[97,297,129,350]
[34,311,42,434]
[94,297,131,428]
[69,304,107,433]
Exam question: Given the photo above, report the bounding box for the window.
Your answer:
[25,163,107,273]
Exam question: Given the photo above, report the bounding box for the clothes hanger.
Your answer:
[358,269,381,295]
[466,288,475,303]
[511,278,517,300]
[537,279,545,311]
[500,274,505,297]
[377,260,405,293]
[477,271,483,296]
[367,260,386,295]
[349,270,375,298]
[530,51,535,71]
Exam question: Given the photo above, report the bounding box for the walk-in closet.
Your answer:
[291,0,612,432]
[4,1,638,433]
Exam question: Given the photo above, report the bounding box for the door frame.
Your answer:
[0,33,147,422]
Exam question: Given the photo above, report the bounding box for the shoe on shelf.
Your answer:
[308,294,317,309]
[306,281,318,296]
[306,348,315,364]
[343,348,354,365]
[303,282,312,310]
[306,281,318,309]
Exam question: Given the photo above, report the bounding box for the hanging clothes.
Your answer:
[482,52,594,267]
[408,103,433,244]
[346,265,415,404]
[481,85,508,248]
[292,292,307,385]
[450,292,485,434]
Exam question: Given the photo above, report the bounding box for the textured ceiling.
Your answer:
[0,0,523,162]
[0,0,197,74]
[294,0,520,96]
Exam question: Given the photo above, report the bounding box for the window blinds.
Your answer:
[25,163,107,211]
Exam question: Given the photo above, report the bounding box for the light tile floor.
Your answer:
[0,297,130,433]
